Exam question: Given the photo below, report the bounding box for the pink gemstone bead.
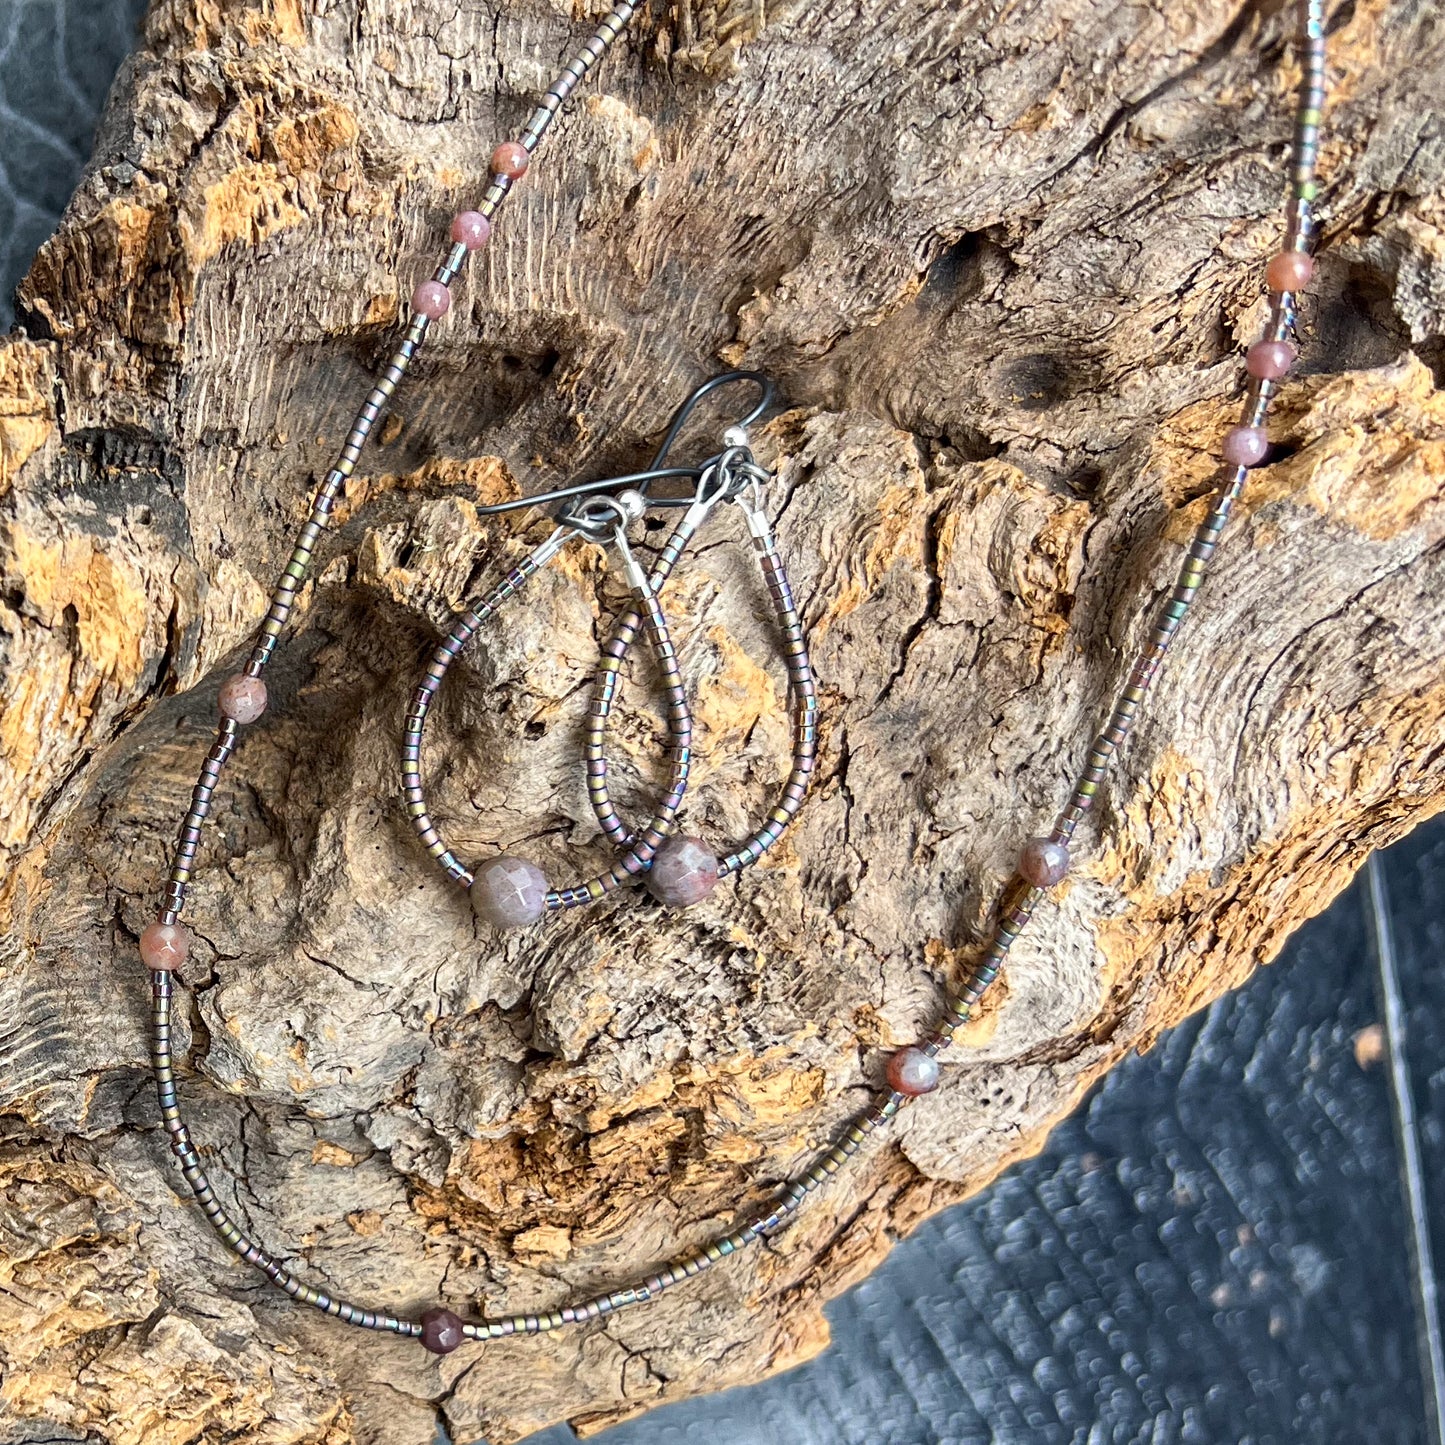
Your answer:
[1222,425,1269,468]
[139,921,190,971]
[646,835,720,908]
[490,141,530,180]
[470,856,549,929]
[218,674,267,724]
[1245,339,1296,380]
[1265,250,1314,293]
[450,210,491,250]
[1019,837,1070,887]
[420,1307,464,1354]
[411,280,451,320]
[886,1047,940,1097]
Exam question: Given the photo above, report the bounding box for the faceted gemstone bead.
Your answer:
[1221,425,1269,468]
[470,856,549,928]
[490,141,530,179]
[411,280,451,320]
[218,673,267,724]
[646,835,719,907]
[140,921,190,971]
[449,210,491,249]
[1245,339,1296,380]
[419,1307,464,1355]
[886,1046,940,1097]
[1019,836,1070,887]
[1265,249,1314,293]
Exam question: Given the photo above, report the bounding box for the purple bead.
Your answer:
[646,835,719,908]
[139,921,190,971]
[1019,837,1070,887]
[886,1047,940,1097]
[449,210,491,250]
[470,856,549,929]
[218,674,267,724]
[420,1307,464,1354]
[1221,425,1269,468]
[411,280,451,320]
[1245,339,1295,380]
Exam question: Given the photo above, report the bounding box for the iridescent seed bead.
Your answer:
[411,281,451,320]
[1245,339,1296,380]
[470,856,549,929]
[490,141,530,179]
[646,835,719,907]
[1265,249,1314,292]
[886,1047,940,1097]
[449,210,491,249]
[218,674,267,724]
[1019,836,1070,887]
[419,1307,464,1354]
[140,921,190,971]
[1222,425,1269,468]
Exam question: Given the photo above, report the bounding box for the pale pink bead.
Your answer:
[886,1047,940,1097]
[411,280,451,320]
[646,835,719,908]
[490,141,530,180]
[1019,837,1070,887]
[1265,250,1314,293]
[470,856,549,929]
[139,921,190,971]
[218,674,267,724]
[450,210,491,250]
[1245,339,1295,380]
[1222,425,1269,468]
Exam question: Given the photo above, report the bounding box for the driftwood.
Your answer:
[2,0,1443,1439]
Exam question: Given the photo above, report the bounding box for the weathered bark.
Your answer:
[1,0,1443,1439]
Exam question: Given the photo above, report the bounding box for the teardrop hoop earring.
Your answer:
[401,373,817,925]
[584,377,818,906]
[401,486,695,928]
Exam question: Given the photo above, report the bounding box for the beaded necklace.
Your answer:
[136,0,1328,1356]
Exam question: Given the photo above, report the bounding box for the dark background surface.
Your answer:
[4,5,1440,1443]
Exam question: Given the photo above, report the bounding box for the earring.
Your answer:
[584,377,817,907]
[401,487,694,928]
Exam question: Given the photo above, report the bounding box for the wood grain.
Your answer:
[2,0,1443,1439]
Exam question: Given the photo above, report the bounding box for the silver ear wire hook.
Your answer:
[472,370,777,524]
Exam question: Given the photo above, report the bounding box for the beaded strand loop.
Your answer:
[142,0,1327,1349]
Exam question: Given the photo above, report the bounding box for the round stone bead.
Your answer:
[1265,249,1314,293]
[1245,339,1296,380]
[470,856,549,929]
[886,1046,940,1097]
[419,1307,464,1355]
[411,280,451,320]
[1019,836,1070,888]
[646,835,720,908]
[139,921,190,971]
[449,210,491,249]
[218,673,267,724]
[490,141,530,180]
[1221,425,1269,468]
